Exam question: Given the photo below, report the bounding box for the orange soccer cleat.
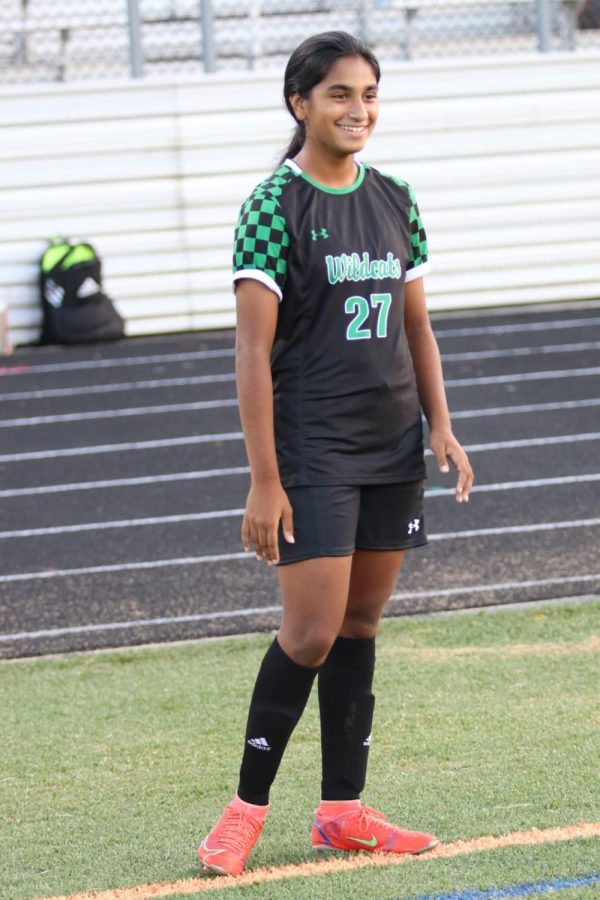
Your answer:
[198,794,268,876]
[311,800,438,855]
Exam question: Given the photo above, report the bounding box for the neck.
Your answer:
[293,148,359,189]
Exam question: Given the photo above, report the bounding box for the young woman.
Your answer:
[198,31,473,877]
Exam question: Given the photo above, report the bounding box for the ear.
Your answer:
[289,92,307,122]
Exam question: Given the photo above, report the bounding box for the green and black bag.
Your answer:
[39,239,125,344]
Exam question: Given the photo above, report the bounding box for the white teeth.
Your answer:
[338,125,366,133]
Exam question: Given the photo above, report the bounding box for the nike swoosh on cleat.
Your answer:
[348,834,378,847]
[199,839,224,858]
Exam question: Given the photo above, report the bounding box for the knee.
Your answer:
[278,627,336,668]
[340,609,381,640]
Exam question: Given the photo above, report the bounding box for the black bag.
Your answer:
[39,239,125,344]
[579,0,600,28]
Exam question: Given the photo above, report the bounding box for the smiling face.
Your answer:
[290,55,379,160]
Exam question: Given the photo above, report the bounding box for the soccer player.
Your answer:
[198,30,473,877]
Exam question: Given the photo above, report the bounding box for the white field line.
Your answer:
[1,440,599,497]
[1,316,599,379]
[0,373,236,401]
[1,573,598,643]
[1,399,598,464]
[1,478,599,538]
[1,368,599,428]
[0,514,599,556]
[2,343,599,402]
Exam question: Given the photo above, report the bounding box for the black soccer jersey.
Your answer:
[233,159,430,487]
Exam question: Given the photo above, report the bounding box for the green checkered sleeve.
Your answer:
[406,184,428,276]
[233,192,290,298]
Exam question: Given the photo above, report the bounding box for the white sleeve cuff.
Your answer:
[233,269,282,301]
[405,260,431,283]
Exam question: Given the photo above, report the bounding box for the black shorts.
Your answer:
[277,480,427,566]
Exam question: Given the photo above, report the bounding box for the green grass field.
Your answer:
[1,600,599,900]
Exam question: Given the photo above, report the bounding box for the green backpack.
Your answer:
[39,238,125,344]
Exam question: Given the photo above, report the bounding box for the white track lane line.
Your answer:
[3,343,599,401]
[0,348,235,375]
[432,316,600,338]
[444,366,600,387]
[1,500,599,540]
[0,529,598,585]
[0,373,236,401]
[1,399,598,463]
[1,573,598,643]
[388,574,600,601]
[0,466,252,497]
[440,341,600,362]
[451,397,600,419]
[2,316,599,378]
[2,434,600,498]
[0,432,245,463]
[1,368,599,428]
[0,397,239,428]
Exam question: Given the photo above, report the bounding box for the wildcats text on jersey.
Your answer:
[325,251,402,285]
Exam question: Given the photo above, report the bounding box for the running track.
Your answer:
[1,301,599,659]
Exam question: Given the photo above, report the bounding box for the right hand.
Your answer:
[242,480,295,565]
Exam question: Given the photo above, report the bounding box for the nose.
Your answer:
[348,97,368,121]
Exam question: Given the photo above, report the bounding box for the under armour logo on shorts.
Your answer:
[407,518,420,534]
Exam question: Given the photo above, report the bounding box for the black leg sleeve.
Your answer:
[237,638,319,805]
[318,636,376,801]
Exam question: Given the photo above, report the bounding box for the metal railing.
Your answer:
[0,0,598,84]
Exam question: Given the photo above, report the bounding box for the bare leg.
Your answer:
[341,549,405,637]
[277,556,354,666]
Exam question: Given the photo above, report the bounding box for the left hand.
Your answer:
[430,428,474,503]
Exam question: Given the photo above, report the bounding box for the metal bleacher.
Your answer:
[2,49,600,346]
[0,0,596,83]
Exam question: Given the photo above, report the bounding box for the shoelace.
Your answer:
[355,806,408,837]
[216,809,261,855]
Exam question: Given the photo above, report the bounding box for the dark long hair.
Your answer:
[279,31,381,166]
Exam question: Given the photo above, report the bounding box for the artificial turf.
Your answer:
[1,600,598,899]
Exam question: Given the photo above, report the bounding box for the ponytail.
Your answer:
[279,122,306,167]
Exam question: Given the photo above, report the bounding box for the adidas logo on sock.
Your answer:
[363,733,372,747]
[247,737,271,751]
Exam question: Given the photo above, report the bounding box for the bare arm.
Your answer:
[235,278,294,563]
[404,277,474,502]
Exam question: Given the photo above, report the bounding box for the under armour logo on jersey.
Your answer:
[408,518,421,534]
[311,227,329,241]
[44,279,65,309]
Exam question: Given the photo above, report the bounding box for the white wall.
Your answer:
[1,50,600,347]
